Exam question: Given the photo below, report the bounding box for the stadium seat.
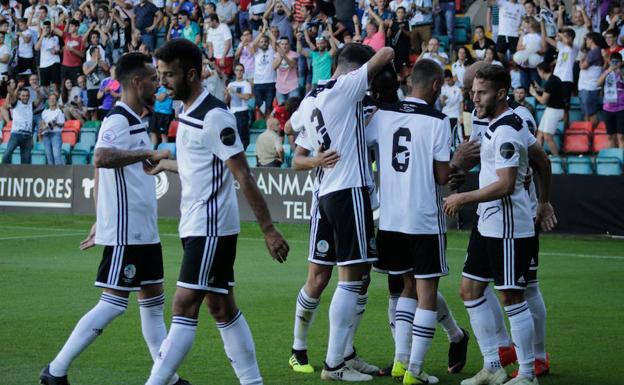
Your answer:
[596,148,624,176]
[34,141,45,152]
[79,131,98,148]
[83,120,101,130]
[0,98,5,107]
[568,108,583,123]
[251,119,266,131]
[246,143,256,155]
[157,142,176,159]
[64,120,81,133]
[61,130,77,146]
[437,35,450,52]
[563,131,591,153]
[168,120,178,138]
[2,128,11,143]
[592,133,610,152]
[455,16,471,30]
[71,152,89,165]
[11,148,21,164]
[567,156,593,175]
[595,121,606,133]
[569,121,593,134]
[61,143,71,161]
[250,132,261,146]
[570,96,580,107]
[550,156,564,174]
[454,27,468,44]
[31,152,47,165]
[246,154,257,167]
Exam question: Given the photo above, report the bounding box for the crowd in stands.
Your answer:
[0,0,623,174]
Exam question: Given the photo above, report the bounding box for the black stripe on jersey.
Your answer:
[507,96,520,110]
[120,169,128,244]
[308,79,336,98]
[129,127,146,135]
[206,155,224,237]
[379,101,446,120]
[489,113,523,132]
[114,169,128,245]
[179,117,203,129]
[484,132,491,140]
[186,93,227,121]
[106,105,141,126]
[474,119,488,126]
[355,101,366,185]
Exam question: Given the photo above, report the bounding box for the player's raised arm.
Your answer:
[226,153,290,263]
[366,46,395,81]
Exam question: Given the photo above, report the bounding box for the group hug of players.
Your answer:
[38,39,557,385]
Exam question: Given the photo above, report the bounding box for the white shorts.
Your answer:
[538,107,564,135]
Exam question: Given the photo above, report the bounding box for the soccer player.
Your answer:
[292,43,394,382]
[142,39,289,385]
[40,53,189,385]
[285,80,378,376]
[366,59,467,384]
[444,65,553,385]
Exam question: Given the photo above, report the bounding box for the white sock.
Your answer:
[49,293,127,377]
[436,292,464,343]
[485,286,512,347]
[344,293,367,358]
[388,294,400,341]
[217,311,263,385]
[505,302,535,379]
[464,297,501,371]
[293,288,320,351]
[138,294,181,385]
[145,316,197,385]
[394,297,417,364]
[408,308,437,375]
[325,281,362,368]
[525,282,547,360]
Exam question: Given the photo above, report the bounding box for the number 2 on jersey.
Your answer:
[311,108,331,149]
[392,127,411,172]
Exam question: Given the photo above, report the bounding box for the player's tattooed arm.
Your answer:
[528,143,557,232]
[227,152,290,263]
[93,148,171,169]
[444,167,517,216]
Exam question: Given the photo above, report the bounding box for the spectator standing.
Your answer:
[226,63,253,149]
[273,36,298,104]
[28,73,48,136]
[239,0,251,32]
[167,13,184,40]
[39,92,64,165]
[452,46,473,88]
[62,76,88,123]
[263,0,293,44]
[434,0,455,47]
[249,0,268,35]
[440,69,463,129]
[82,46,109,121]
[513,86,536,117]
[36,20,61,89]
[388,6,411,79]
[97,66,120,120]
[492,0,524,62]
[2,86,41,164]
[363,5,386,52]
[206,13,233,76]
[604,28,622,55]
[486,0,500,40]
[176,10,200,46]
[216,0,238,33]
[409,0,433,55]
[201,58,227,102]
[134,0,163,51]
[513,17,543,90]
[55,19,85,84]
[564,2,591,65]
[17,18,35,74]
[531,61,564,156]
[150,84,174,145]
[297,28,336,86]
[235,28,255,80]
[250,25,277,117]
[472,25,496,60]
[418,37,448,67]
[597,52,624,149]
[484,45,504,66]
[0,32,11,77]
[578,31,606,127]
[256,116,283,167]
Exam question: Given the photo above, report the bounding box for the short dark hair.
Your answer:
[444,69,453,78]
[605,28,619,37]
[178,9,189,17]
[536,61,552,73]
[115,52,152,86]
[207,13,219,22]
[411,59,444,89]
[475,25,485,32]
[475,64,511,94]
[155,38,203,80]
[89,46,99,55]
[279,36,289,43]
[611,52,622,61]
[561,27,575,40]
[336,43,374,71]
[515,86,526,91]
[69,19,80,27]
[42,20,51,27]
[372,63,399,103]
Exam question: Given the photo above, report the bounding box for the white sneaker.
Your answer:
[503,375,538,385]
[345,355,379,375]
[321,365,374,382]
[461,368,508,385]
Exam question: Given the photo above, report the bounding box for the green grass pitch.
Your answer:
[0,213,623,385]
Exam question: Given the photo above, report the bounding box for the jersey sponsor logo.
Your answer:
[499,142,516,159]
[101,129,116,144]
[316,239,329,253]
[220,127,237,146]
[123,264,136,279]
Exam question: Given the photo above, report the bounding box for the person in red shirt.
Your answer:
[363,5,386,52]
[53,19,85,85]
[605,28,623,55]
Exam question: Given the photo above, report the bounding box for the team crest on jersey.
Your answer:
[101,130,116,144]
[316,240,329,253]
[123,264,136,279]
[499,142,516,159]
[220,127,237,146]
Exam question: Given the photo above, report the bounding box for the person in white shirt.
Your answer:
[418,37,449,67]
[492,0,525,62]
[39,93,65,165]
[225,63,253,149]
[452,46,472,88]
[0,32,11,75]
[17,18,35,74]
[512,17,543,90]
[441,69,463,129]
[206,13,234,77]
[249,24,277,118]
[1,85,41,164]
[36,20,62,89]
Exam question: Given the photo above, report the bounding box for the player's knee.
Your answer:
[459,284,475,301]
[172,290,203,318]
[206,300,238,323]
[500,289,525,306]
[306,270,331,297]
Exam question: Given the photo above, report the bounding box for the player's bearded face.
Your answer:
[472,78,497,119]
[157,59,191,101]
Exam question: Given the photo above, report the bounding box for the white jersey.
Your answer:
[176,88,244,238]
[471,98,538,217]
[94,102,159,246]
[366,97,450,234]
[308,63,373,197]
[497,0,524,37]
[477,109,534,239]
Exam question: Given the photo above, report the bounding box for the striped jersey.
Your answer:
[366,97,450,234]
[176,88,244,238]
[94,102,159,246]
[477,109,534,239]
[308,63,373,197]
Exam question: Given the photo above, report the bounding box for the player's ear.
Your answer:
[186,67,198,82]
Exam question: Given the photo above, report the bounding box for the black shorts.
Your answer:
[462,226,532,290]
[308,207,337,265]
[95,243,164,291]
[150,112,173,135]
[496,35,519,55]
[178,235,237,294]
[561,81,573,110]
[375,230,448,278]
[317,187,377,265]
[604,110,624,135]
[17,56,34,74]
[529,223,540,272]
[87,89,99,110]
[40,62,61,86]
